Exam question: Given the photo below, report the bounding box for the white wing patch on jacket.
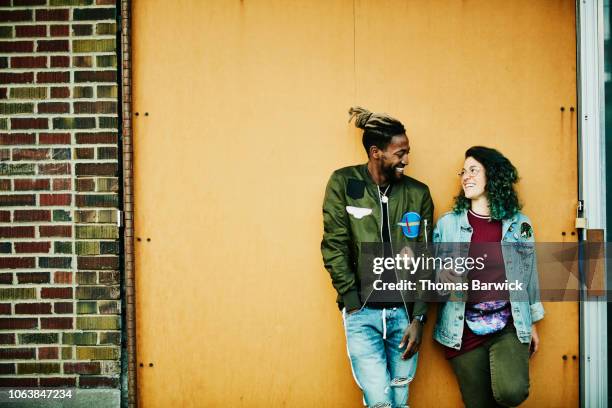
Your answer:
[346,206,372,219]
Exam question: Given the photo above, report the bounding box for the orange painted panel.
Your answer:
[133,1,578,406]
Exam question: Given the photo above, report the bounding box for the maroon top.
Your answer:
[444,210,511,359]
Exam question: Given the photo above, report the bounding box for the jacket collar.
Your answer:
[358,163,378,187]
[458,208,518,238]
[458,209,471,230]
[501,213,518,239]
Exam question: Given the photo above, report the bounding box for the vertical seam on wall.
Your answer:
[119,0,137,407]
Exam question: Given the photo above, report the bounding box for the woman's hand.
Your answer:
[530,324,540,357]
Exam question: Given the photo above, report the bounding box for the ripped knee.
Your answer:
[390,376,411,387]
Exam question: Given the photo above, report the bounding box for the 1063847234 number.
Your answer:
[6,389,73,399]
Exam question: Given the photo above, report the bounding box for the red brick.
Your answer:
[10,56,47,69]
[0,195,35,206]
[39,133,70,145]
[75,148,94,159]
[19,271,51,285]
[14,0,46,5]
[38,347,59,360]
[76,132,116,144]
[0,334,15,344]
[53,302,72,314]
[16,272,48,283]
[75,70,116,83]
[0,180,9,191]
[78,257,118,270]
[36,9,69,22]
[38,102,69,113]
[0,378,38,387]
[14,179,50,191]
[36,71,70,83]
[54,271,71,284]
[39,225,71,237]
[41,287,72,299]
[0,72,34,83]
[37,40,69,52]
[15,25,46,37]
[40,194,71,206]
[76,163,116,176]
[0,10,32,22]
[14,210,51,222]
[11,118,48,130]
[50,55,70,67]
[0,274,12,284]
[0,227,35,238]
[96,0,116,4]
[0,88,6,99]
[80,376,119,388]
[50,25,69,36]
[12,148,49,161]
[0,304,10,315]
[14,242,51,253]
[41,317,72,329]
[64,362,100,375]
[0,211,9,222]
[0,319,37,330]
[0,133,36,145]
[76,178,95,191]
[50,87,70,98]
[0,363,15,374]
[0,348,34,359]
[0,41,33,53]
[38,163,70,175]
[41,377,76,387]
[0,257,35,269]
[53,178,71,190]
[15,268,48,280]
[15,303,51,314]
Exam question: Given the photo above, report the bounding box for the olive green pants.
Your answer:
[449,325,530,408]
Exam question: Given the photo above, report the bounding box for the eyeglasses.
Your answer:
[457,167,481,178]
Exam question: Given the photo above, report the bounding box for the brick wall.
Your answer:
[0,0,121,391]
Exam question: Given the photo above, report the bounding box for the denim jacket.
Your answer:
[432,209,545,349]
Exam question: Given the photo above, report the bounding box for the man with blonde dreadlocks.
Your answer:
[321,107,434,408]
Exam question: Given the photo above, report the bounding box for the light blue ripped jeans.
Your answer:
[342,306,418,408]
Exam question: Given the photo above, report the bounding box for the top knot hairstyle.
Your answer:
[453,146,522,220]
[348,106,406,155]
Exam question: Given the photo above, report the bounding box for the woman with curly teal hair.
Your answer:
[432,146,545,408]
[453,146,521,220]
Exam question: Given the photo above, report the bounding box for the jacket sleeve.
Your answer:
[412,187,435,317]
[321,172,361,311]
[524,217,545,322]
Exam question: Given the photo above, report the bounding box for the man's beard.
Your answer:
[383,164,401,182]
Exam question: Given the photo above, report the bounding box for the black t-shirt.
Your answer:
[366,184,402,309]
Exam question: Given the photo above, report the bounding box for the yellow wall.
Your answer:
[133,1,578,406]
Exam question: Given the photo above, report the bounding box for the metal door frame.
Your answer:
[577,0,608,406]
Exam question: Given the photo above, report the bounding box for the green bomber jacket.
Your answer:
[321,163,434,316]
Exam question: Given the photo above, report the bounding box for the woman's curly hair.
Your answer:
[453,146,521,220]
